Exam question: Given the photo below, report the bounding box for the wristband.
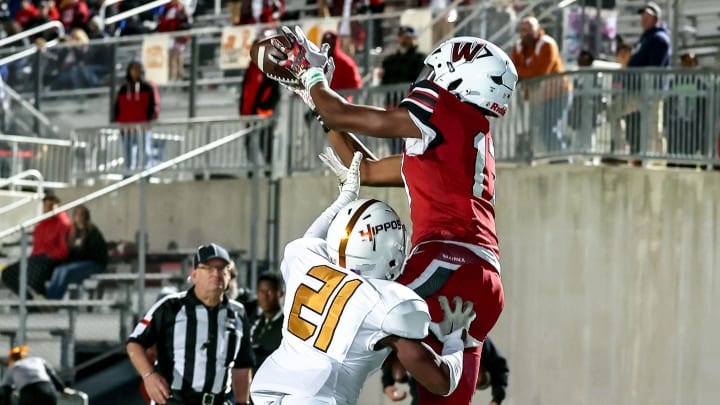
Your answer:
[141,370,155,379]
[301,67,327,93]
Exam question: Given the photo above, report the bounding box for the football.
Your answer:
[249,34,300,88]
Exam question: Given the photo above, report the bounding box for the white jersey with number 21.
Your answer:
[250,237,430,405]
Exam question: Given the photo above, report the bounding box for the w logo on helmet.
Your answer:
[451,42,486,63]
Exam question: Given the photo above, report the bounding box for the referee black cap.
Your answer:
[194,243,231,268]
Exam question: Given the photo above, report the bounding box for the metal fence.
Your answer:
[72,116,272,180]
[282,68,720,172]
[0,134,73,186]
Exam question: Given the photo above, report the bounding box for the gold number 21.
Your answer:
[287,265,363,352]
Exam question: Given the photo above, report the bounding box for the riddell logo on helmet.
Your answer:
[489,102,506,115]
[358,220,402,241]
[451,42,486,63]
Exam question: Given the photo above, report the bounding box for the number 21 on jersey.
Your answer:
[473,132,496,205]
[287,265,363,352]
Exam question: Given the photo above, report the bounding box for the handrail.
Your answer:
[0,169,44,190]
[98,0,124,30]
[0,134,73,147]
[104,0,171,27]
[0,21,65,49]
[73,115,242,130]
[0,39,63,68]
[437,0,501,44]
[3,84,58,134]
[0,170,44,217]
[498,0,578,51]
[0,123,268,240]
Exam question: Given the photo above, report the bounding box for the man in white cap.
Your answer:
[629,1,671,67]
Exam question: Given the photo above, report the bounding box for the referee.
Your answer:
[127,243,255,405]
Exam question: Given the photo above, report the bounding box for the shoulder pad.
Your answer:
[382,299,430,340]
[370,280,430,340]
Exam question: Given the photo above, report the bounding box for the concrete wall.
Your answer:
[57,178,268,255]
[55,166,720,404]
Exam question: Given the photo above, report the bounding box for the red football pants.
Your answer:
[396,241,504,405]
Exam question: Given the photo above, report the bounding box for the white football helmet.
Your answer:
[417,36,518,117]
[326,199,407,281]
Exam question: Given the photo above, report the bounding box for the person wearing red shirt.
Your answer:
[1,193,72,299]
[276,29,518,405]
[320,31,361,93]
[156,0,193,80]
[14,0,39,29]
[113,61,160,170]
[58,0,89,30]
[240,58,280,165]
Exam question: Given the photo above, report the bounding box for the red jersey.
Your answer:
[399,80,500,269]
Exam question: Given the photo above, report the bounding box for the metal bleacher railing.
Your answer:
[281,68,720,171]
[0,118,271,358]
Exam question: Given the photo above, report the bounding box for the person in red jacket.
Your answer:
[113,61,160,170]
[57,0,89,30]
[156,0,192,81]
[14,0,39,29]
[1,192,72,300]
[240,57,280,165]
[321,31,362,94]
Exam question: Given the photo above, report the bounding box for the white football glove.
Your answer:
[319,148,362,195]
[429,296,482,348]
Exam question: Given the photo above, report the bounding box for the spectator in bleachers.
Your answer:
[511,16,570,154]
[24,1,61,41]
[14,0,38,29]
[608,2,671,157]
[113,60,160,170]
[240,47,280,165]
[239,0,285,25]
[58,0,89,30]
[379,25,426,87]
[249,272,284,372]
[628,2,671,68]
[321,30,362,93]
[45,205,108,300]
[0,192,71,300]
[666,53,707,157]
[49,28,101,90]
[227,0,242,25]
[156,0,193,81]
[1,345,74,405]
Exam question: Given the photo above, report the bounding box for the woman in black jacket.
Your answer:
[45,205,108,299]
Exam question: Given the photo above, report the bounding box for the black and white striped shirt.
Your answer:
[128,287,255,395]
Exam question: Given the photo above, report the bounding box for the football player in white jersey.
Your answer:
[250,151,476,405]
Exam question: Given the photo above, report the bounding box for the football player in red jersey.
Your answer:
[274,26,518,405]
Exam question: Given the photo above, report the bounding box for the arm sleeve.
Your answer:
[43,361,66,391]
[148,83,160,121]
[127,298,168,347]
[399,80,441,155]
[482,338,509,403]
[380,364,395,389]
[112,91,120,122]
[646,36,670,67]
[233,312,256,369]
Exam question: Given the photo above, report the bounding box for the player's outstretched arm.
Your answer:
[327,130,403,187]
[303,151,362,239]
[310,85,420,140]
